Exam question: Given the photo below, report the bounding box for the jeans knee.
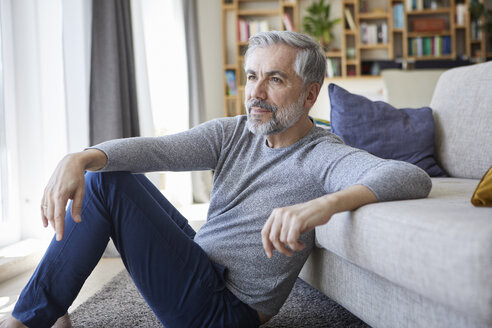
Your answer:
[84,171,132,183]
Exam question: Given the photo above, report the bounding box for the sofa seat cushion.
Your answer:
[314,178,492,324]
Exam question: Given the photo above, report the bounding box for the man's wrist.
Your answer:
[70,149,108,171]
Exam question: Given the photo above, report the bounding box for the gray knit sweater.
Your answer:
[93,115,431,316]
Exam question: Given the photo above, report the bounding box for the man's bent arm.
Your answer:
[261,185,377,258]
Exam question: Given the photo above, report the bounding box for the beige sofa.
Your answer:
[300,62,492,328]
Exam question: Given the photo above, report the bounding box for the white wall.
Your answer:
[197,0,223,121]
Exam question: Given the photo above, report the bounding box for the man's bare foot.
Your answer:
[0,315,27,328]
[52,313,72,328]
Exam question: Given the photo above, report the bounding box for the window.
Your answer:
[0,27,6,224]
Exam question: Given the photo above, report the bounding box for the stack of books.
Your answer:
[408,36,451,57]
[360,22,388,44]
[237,19,270,42]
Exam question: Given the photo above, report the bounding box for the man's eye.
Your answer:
[271,77,282,83]
[247,75,256,81]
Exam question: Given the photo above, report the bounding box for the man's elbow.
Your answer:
[415,169,432,199]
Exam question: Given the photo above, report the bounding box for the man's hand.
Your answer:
[261,185,378,258]
[40,149,107,241]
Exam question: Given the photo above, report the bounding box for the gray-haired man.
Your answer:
[2,31,430,328]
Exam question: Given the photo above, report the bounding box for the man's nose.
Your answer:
[251,79,267,100]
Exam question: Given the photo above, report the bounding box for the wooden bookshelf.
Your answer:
[221,0,490,115]
[221,0,299,116]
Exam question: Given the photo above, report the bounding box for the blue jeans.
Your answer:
[12,172,260,328]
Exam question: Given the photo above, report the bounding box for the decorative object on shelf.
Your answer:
[225,70,237,96]
[346,47,356,59]
[303,0,341,50]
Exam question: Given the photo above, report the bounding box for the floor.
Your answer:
[0,203,208,322]
[0,258,125,321]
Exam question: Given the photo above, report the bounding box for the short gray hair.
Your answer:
[244,31,326,88]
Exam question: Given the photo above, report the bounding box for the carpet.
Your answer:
[71,270,370,327]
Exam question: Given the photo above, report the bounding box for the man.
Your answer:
[2,31,431,328]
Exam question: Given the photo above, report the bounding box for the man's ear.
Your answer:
[304,82,321,110]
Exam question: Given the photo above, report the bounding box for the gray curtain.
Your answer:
[90,0,139,145]
[182,0,212,203]
[183,0,205,128]
[90,0,138,257]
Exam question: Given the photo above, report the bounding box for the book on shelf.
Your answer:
[377,23,388,43]
[407,0,442,11]
[407,0,423,11]
[237,19,249,42]
[408,36,451,57]
[347,66,357,76]
[360,22,388,45]
[225,70,237,96]
[471,20,482,40]
[344,9,356,31]
[411,18,446,33]
[393,3,404,29]
[325,58,341,78]
[456,4,466,25]
[283,13,294,32]
[237,19,270,42]
[359,0,368,13]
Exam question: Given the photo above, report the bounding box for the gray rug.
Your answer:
[71,270,370,327]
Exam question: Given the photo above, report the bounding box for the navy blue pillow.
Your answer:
[329,83,447,177]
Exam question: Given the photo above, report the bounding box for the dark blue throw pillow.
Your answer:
[329,83,447,177]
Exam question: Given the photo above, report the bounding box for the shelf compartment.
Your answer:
[222,4,235,11]
[237,9,279,16]
[406,54,454,60]
[407,8,452,15]
[359,44,391,49]
[359,12,390,20]
[407,31,451,38]
[345,59,359,65]
[325,51,343,57]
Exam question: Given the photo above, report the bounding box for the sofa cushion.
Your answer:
[472,165,492,206]
[430,62,492,179]
[314,178,492,324]
[329,83,446,177]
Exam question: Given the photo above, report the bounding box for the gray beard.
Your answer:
[245,94,305,136]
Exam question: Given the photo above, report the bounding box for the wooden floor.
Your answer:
[0,258,125,321]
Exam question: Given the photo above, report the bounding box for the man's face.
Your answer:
[244,44,306,136]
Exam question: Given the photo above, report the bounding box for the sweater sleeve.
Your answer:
[356,159,432,202]
[311,140,432,202]
[89,119,227,173]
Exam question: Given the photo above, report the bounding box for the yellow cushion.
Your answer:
[471,166,492,207]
